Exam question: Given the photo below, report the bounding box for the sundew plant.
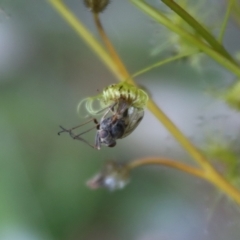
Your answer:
[49,0,240,224]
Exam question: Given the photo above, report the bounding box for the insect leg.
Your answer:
[61,125,99,149]
[58,118,98,135]
[72,134,96,149]
[94,132,101,150]
[73,125,98,138]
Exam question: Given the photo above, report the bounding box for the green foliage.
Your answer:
[225,80,240,110]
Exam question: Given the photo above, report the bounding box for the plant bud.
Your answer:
[83,0,110,13]
[86,161,130,191]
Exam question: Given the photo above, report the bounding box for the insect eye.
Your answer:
[99,130,109,138]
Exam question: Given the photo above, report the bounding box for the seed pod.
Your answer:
[83,0,110,13]
[86,161,130,191]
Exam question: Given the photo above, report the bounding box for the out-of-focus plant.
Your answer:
[150,0,212,70]
[48,0,240,205]
[224,80,240,110]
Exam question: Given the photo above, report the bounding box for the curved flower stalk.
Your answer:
[87,158,207,191]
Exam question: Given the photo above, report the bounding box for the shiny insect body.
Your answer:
[95,101,144,149]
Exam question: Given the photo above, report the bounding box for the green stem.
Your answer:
[161,0,237,65]
[131,50,197,78]
[93,13,131,79]
[128,157,240,205]
[130,0,240,78]
[231,0,240,27]
[218,0,235,43]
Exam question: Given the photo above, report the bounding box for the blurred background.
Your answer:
[0,0,240,239]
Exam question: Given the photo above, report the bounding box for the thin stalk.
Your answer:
[128,157,240,204]
[218,0,235,43]
[161,0,237,65]
[231,0,240,27]
[131,0,240,78]
[93,13,130,79]
[128,157,207,179]
[48,0,123,81]
[205,169,240,204]
[131,50,198,78]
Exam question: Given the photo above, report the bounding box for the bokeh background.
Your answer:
[0,0,240,239]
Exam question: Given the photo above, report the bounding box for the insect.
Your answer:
[58,100,144,149]
[58,82,148,149]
